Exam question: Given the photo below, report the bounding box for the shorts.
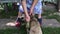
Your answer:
[19,0,42,14]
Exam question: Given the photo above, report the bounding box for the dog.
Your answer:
[29,16,42,34]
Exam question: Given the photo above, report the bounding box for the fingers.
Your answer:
[25,15,30,22]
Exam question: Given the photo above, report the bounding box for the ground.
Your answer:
[0,5,60,34]
[0,19,60,34]
[0,19,60,29]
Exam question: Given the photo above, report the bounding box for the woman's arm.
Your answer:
[21,0,28,16]
[31,0,38,10]
[30,0,38,15]
[21,0,30,22]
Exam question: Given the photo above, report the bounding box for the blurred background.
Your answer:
[0,0,59,18]
[0,0,60,34]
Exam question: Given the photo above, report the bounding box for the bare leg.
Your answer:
[17,11,22,18]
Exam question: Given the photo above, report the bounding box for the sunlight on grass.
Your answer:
[6,22,16,26]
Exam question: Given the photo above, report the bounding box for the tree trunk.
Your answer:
[4,3,8,13]
[58,0,60,12]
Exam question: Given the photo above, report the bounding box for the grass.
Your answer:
[42,10,60,22]
[0,4,60,34]
[0,26,27,34]
[0,10,18,18]
[0,9,60,34]
[0,9,60,22]
[0,10,60,34]
[42,27,60,34]
[0,28,26,34]
[0,27,60,34]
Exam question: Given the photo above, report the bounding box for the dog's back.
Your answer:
[29,17,42,34]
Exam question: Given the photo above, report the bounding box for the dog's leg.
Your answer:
[26,22,30,34]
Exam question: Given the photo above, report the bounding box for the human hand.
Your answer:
[25,15,30,22]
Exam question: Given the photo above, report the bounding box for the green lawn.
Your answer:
[42,10,60,22]
[0,8,60,34]
[0,27,60,34]
[0,9,60,22]
[42,27,60,34]
[0,26,27,34]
